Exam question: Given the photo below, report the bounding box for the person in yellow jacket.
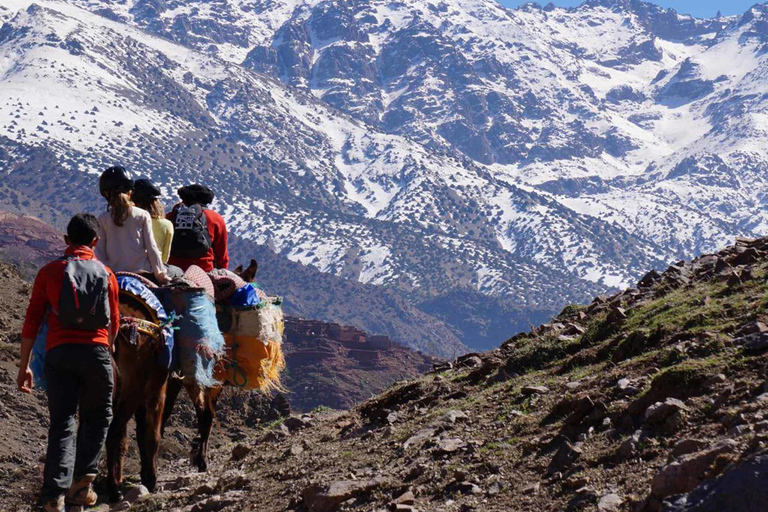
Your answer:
[132,178,174,264]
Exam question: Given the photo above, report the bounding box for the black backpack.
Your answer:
[58,257,111,331]
[171,204,212,259]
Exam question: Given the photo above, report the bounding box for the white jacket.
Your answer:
[95,206,168,281]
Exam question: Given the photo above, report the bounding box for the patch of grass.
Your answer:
[312,405,333,415]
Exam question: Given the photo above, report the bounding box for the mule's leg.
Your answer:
[140,374,169,493]
[134,405,149,482]
[183,382,209,472]
[197,386,222,473]
[106,391,142,503]
[161,376,183,436]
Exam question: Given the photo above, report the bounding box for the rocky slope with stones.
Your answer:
[4,231,764,510]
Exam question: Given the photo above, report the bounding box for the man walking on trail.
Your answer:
[17,213,119,512]
[167,184,229,272]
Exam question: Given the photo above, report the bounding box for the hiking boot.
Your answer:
[65,474,98,506]
[42,495,65,512]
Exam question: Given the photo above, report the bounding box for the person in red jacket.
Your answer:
[17,214,120,512]
[167,184,229,272]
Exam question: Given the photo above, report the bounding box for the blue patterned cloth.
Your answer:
[116,276,175,369]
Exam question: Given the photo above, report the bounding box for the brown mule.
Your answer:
[161,259,285,473]
[106,292,170,502]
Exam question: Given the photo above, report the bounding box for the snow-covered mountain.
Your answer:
[1,0,766,353]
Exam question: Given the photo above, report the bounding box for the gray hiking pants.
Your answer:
[41,344,113,502]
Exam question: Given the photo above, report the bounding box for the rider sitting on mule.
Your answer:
[167,184,229,272]
[18,213,120,512]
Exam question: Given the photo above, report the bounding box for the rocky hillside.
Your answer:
[4,232,767,510]
[138,235,767,512]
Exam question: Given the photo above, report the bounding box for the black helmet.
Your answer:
[99,166,133,197]
[133,177,162,203]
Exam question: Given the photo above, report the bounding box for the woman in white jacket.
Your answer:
[95,166,169,284]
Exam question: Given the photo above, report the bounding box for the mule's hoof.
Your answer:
[196,460,208,473]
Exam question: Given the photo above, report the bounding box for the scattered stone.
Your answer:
[110,502,131,512]
[521,385,550,395]
[703,374,727,389]
[302,479,385,512]
[644,398,689,425]
[432,361,453,373]
[231,443,252,461]
[391,490,415,506]
[386,412,399,425]
[405,464,428,481]
[285,443,305,457]
[190,496,240,512]
[442,410,469,424]
[564,475,591,489]
[662,453,768,512]
[284,416,312,432]
[457,354,483,368]
[619,430,643,459]
[403,428,437,449]
[638,270,662,288]
[454,481,481,495]
[434,438,467,455]
[566,381,582,390]
[652,439,739,498]
[737,321,768,336]
[563,323,586,336]
[486,481,502,496]
[608,306,628,324]
[548,442,583,474]
[564,396,595,426]
[216,472,250,493]
[671,439,709,459]
[598,493,623,512]
[124,485,149,503]
[522,482,540,494]
[737,333,768,352]
[193,484,216,496]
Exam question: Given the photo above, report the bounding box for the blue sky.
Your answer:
[499,0,760,18]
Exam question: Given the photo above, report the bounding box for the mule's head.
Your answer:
[235,258,258,283]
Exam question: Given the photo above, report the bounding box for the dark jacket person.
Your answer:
[167,184,229,272]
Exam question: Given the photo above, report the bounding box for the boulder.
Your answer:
[661,453,768,511]
[403,428,438,449]
[231,444,252,461]
[651,439,738,499]
[124,485,149,503]
[598,493,623,511]
[434,438,467,455]
[521,385,550,395]
[284,416,312,432]
[644,398,689,426]
[670,439,709,459]
[442,410,469,424]
[638,270,662,288]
